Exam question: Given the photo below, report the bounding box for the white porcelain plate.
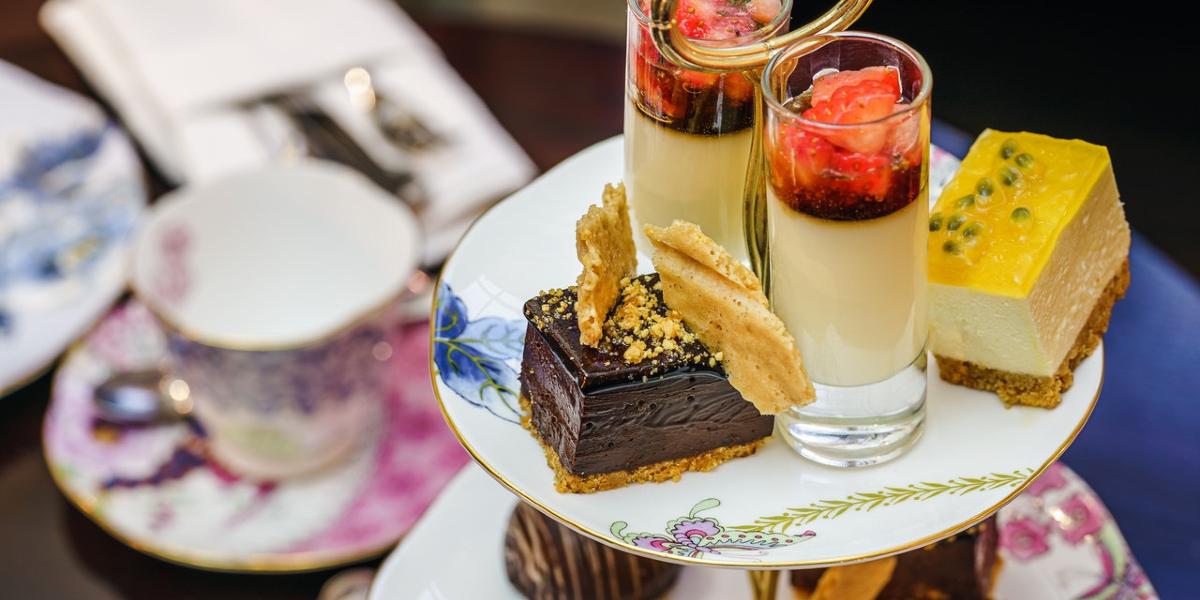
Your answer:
[0,61,146,396]
[370,463,1156,599]
[431,136,1101,569]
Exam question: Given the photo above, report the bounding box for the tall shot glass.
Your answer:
[624,0,791,265]
[761,32,932,467]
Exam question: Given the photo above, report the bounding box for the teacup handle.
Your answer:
[647,0,872,73]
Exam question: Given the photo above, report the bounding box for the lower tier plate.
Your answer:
[431,136,1102,568]
[369,463,1156,598]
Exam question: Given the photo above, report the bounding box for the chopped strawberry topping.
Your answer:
[631,0,779,119]
[811,66,900,107]
[770,65,924,217]
[804,79,901,125]
[771,123,835,190]
[830,152,893,198]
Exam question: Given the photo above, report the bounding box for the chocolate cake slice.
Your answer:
[519,274,774,493]
[791,517,1001,600]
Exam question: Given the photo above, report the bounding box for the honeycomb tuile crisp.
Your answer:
[644,221,815,415]
[575,183,638,347]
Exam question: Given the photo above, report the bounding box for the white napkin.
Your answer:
[40,0,536,264]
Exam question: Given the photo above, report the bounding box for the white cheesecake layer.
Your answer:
[930,168,1129,376]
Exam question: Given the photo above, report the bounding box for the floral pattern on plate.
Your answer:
[43,302,469,572]
[432,281,524,424]
[611,498,815,562]
[1,61,145,396]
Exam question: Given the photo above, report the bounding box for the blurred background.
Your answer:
[1,1,1196,599]
[4,0,1196,275]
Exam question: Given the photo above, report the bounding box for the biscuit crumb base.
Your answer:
[519,396,766,494]
[936,259,1129,408]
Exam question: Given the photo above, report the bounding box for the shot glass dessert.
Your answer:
[624,0,791,264]
[761,32,932,467]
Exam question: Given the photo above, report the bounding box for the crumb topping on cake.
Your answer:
[604,276,700,365]
[524,274,717,376]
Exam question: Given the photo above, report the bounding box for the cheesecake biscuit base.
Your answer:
[935,258,1129,408]
[519,396,767,494]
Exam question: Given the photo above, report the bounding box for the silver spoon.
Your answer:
[93,369,191,425]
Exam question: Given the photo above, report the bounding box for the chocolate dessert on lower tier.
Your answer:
[791,517,1001,600]
[504,502,680,600]
[519,274,774,493]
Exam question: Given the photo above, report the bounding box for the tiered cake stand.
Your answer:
[430,137,1102,597]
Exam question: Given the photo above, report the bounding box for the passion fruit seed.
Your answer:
[962,222,983,238]
[1011,206,1032,222]
[955,194,976,210]
[947,214,966,231]
[1000,166,1019,186]
[942,240,962,255]
[1015,153,1034,168]
[929,212,944,231]
[1000,139,1018,159]
[976,178,994,197]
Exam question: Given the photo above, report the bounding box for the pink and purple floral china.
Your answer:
[44,301,468,572]
[130,161,421,478]
[994,463,1157,599]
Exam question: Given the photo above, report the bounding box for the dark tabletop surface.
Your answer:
[2,1,1199,599]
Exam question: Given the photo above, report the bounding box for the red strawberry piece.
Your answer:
[772,123,834,191]
[831,151,892,198]
[678,69,720,91]
[721,72,755,103]
[676,6,709,39]
[824,80,900,124]
[811,66,900,107]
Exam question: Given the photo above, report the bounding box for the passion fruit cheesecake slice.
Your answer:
[928,130,1131,408]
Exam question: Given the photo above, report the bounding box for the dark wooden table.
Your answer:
[4,1,1199,599]
[0,3,622,598]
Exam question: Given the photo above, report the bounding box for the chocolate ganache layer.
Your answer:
[519,274,773,477]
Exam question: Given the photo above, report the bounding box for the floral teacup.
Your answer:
[131,161,420,479]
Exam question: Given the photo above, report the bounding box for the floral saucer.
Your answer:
[370,462,1156,599]
[431,136,1104,568]
[0,61,145,397]
[43,301,468,572]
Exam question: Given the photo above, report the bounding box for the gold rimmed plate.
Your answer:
[430,136,1102,569]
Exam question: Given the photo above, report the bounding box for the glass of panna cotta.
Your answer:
[624,0,791,265]
[761,33,932,467]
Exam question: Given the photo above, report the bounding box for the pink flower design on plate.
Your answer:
[1025,462,1069,497]
[1000,515,1052,561]
[1055,492,1106,545]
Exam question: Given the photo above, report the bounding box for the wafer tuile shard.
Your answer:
[644,220,815,415]
[809,557,897,600]
[575,183,638,347]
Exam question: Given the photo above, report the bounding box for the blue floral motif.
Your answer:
[432,282,525,424]
[1,124,139,337]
